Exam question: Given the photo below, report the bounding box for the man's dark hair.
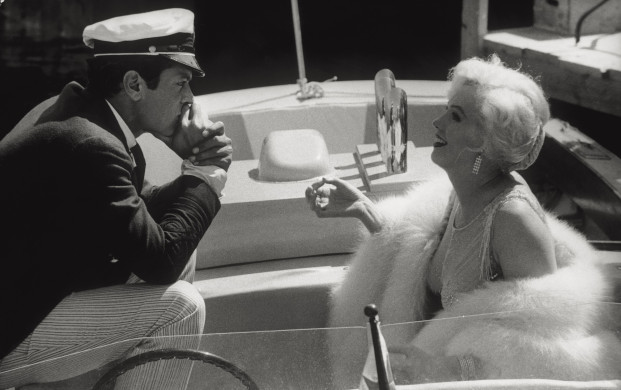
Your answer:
[86,56,176,98]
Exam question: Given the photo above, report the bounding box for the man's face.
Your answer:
[138,65,194,138]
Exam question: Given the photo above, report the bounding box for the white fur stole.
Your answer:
[327,177,621,385]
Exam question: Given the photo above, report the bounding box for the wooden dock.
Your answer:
[461,0,621,118]
[483,28,621,118]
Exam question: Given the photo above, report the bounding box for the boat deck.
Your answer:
[7,80,620,390]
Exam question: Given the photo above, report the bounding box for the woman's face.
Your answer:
[431,83,483,171]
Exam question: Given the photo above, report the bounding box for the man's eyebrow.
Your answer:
[174,68,193,81]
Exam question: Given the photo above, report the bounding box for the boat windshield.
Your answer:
[2,300,619,389]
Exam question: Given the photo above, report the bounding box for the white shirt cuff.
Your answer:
[181,160,227,199]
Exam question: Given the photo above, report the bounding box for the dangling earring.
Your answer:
[472,153,482,175]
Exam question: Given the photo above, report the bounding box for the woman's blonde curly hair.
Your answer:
[447,54,550,173]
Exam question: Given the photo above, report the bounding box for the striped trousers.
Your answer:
[0,254,205,389]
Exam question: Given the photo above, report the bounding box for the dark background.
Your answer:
[1,0,619,154]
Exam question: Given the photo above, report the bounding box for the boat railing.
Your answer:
[3,300,619,390]
[590,240,621,252]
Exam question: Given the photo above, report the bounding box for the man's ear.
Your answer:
[122,71,143,101]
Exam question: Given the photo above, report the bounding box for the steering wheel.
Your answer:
[92,348,259,390]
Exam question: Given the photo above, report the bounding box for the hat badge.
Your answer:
[148,45,157,53]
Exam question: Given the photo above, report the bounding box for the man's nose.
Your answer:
[183,85,194,101]
[181,92,194,107]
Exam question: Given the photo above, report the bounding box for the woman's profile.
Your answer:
[306,54,621,386]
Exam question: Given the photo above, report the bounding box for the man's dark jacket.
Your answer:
[0,82,220,358]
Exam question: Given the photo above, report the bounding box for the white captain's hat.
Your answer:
[83,8,204,77]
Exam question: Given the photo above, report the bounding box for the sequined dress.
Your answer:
[429,185,546,309]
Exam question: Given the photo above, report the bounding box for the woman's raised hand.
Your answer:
[305,177,384,233]
[305,177,367,217]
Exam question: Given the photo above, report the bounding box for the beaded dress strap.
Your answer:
[478,187,546,281]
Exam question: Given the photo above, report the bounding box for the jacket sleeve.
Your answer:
[77,135,220,284]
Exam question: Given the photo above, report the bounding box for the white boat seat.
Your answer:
[195,253,351,333]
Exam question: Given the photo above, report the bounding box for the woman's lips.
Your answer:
[434,135,447,148]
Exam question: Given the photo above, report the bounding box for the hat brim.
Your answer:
[161,54,205,77]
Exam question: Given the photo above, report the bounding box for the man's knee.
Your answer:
[161,280,206,332]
